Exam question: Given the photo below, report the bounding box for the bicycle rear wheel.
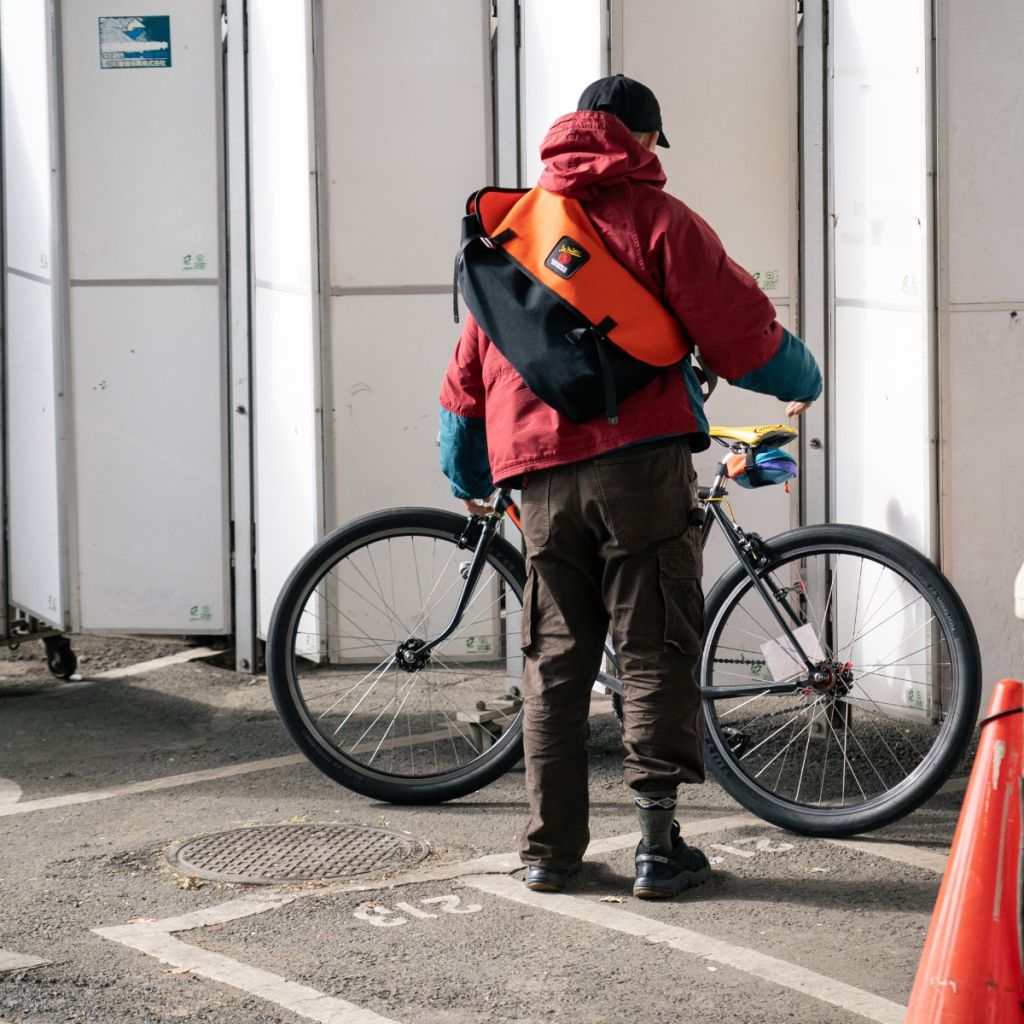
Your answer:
[701,524,980,836]
[266,508,527,803]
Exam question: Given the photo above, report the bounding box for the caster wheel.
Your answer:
[43,637,77,680]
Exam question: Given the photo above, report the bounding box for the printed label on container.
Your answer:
[99,16,171,69]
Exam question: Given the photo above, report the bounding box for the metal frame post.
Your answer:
[494,0,521,188]
[798,0,830,527]
[48,0,73,631]
[226,0,256,672]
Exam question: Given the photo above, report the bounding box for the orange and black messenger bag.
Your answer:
[453,186,690,424]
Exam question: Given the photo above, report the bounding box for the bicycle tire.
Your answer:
[266,507,527,803]
[700,524,980,837]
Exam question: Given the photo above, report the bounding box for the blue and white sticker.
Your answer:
[99,16,171,69]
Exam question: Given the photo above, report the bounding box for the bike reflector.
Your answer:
[726,447,798,489]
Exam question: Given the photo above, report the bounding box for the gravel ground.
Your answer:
[0,632,226,683]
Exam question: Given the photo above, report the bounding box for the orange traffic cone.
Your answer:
[905,678,1024,1023]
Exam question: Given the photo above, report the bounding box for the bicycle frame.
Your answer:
[403,445,831,699]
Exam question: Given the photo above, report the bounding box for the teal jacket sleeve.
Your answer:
[438,407,494,500]
[730,328,823,403]
[439,317,495,500]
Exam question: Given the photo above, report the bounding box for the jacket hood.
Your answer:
[537,111,667,200]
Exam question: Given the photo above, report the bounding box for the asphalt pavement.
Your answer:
[0,636,966,1023]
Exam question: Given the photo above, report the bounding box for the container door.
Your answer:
[249,0,322,642]
[831,0,935,719]
[1,0,66,627]
[58,2,230,632]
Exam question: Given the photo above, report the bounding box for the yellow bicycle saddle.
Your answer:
[709,424,798,449]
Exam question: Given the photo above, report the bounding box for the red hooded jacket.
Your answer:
[439,111,821,495]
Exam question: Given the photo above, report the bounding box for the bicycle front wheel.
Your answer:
[266,508,527,803]
[701,524,980,836]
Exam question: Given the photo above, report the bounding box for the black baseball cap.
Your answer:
[576,74,670,148]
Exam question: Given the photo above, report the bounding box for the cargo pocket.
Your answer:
[520,571,538,655]
[593,443,689,552]
[520,472,551,554]
[658,543,704,655]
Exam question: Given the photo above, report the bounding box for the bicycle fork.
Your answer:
[395,512,502,671]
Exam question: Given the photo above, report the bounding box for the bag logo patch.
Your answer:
[544,237,590,279]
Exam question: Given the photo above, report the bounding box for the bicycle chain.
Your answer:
[709,656,834,728]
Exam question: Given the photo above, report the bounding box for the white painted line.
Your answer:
[0,949,49,974]
[94,925,398,1024]
[0,728,455,818]
[588,815,948,874]
[938,775,969,795]
[125,891,302,935]
[0,755,306,818]
[584,814,761,857]
[84,646,227,680]
[0,777,22,805]
[464,874,907,1024]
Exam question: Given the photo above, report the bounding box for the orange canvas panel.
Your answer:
[472,188,526,224]
[484,187,687,367]
[725,453,747,479]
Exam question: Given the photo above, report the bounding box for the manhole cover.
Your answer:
[166,824,430,884]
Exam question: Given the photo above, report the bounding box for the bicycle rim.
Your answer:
[267,510,526,802]
[701,525,979,836]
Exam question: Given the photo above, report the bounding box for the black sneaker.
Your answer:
[524,863,581,893]
[633,822,711,899]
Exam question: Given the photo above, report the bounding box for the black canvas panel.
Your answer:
[458,228,662,423]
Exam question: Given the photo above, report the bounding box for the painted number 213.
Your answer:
[353,894,482,927]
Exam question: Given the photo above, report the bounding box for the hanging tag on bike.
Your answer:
[760,623,825,683]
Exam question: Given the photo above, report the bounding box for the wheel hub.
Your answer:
[807,661,854,695]
[395,638,430,673]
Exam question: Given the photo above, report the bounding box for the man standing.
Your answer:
[439,76,821,898]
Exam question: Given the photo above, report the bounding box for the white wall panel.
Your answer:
[248,0,320,637]
[619,0,796,303]
[937,0,1024,715]
[61,1,220,281]
[323,0,491,288]
[832,0,932,557]
[946,311,1024,687]
[520,0,604,185]
[250,0,314,292]
[834,307,930,548]
[253,288,319,635]
[321,0,491,524]
[944,1,1024,305]
[71,285,228,630]
[5,275,63,623]
[329,294,459,526]
[0,0,52,276]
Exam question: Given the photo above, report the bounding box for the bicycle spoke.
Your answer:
[275,520,525,791]
[331,655,399,736]
[794,698,825,804]
[699,533,975,826]
[312,653,395,719]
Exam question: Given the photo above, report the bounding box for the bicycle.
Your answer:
[266,424,981,837]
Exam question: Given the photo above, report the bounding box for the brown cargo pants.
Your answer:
[518,438,706,868]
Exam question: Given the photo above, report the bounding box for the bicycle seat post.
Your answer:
[709,448,743,500]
